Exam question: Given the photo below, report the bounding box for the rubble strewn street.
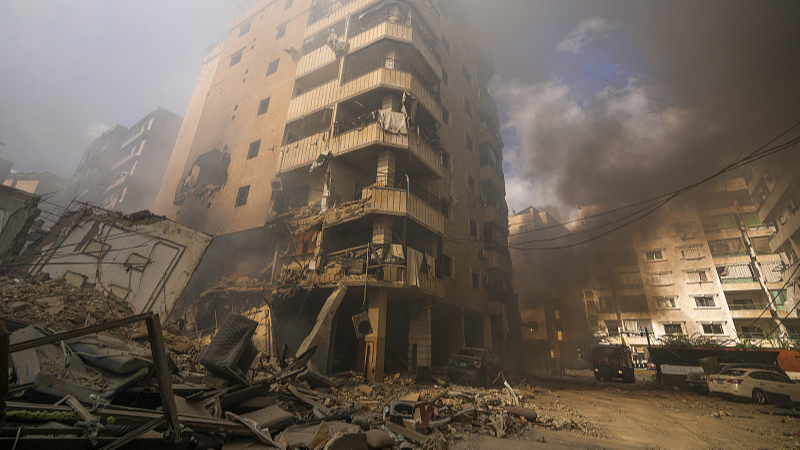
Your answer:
[1,275,799,449]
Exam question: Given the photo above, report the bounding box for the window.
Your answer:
[465,99,473,117]
[742,212,766,230]
[472,270,480,289]
[708,238,745,256]
[694,296,716,308]
[469,219,477,237]
[230,49,244,67]
[728,298,755,310]
[674,222,694,238]
[649,272,672,286]
[462,65,471,84]
[656,297,676,309]
[641,226,659,240]
[614,272,642,287]
[679,245,702,259]
[285,0,293,8]
[442,108,450,124]
[442,35,451,54]
[468,175,475,190]
[239,21,252,37]
[441,151,450,168]
[702,323,724,335]
[267,59,280,76]
[739,325,764,338]
[258,97,271,115]
[441,254,452,277]
[664,323,683,334]
[772,289,787,311]
[247,140,261,159]
[702,214,736,232]
[276,24,286,39]
[466,135,473,152]
[442,69,449,85]
[235,185,250,207]
[685,270,710,283]
[645,249,665,261]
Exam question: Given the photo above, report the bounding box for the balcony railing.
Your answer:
[357,173,444,214]
[351,13,440,62]
[342,57,440,104]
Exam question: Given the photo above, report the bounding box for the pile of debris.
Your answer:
[0,277,544,449]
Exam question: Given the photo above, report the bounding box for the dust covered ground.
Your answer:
[453,370,800,449]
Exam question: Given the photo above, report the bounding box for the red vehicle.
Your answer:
[592,344,635,383]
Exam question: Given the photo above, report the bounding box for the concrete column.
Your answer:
[483,314,493,350]
[408,301,432,372]
[364,288,388,382]
[376,149,396,178]
[372,149,396,245]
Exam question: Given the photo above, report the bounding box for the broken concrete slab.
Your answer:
[323,430,367,450]
[295,285,347,358]
[365,429,394,449]
[240,404,295,432]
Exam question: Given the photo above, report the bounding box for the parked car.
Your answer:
[447,348,503,388]
[689,363,788,396]
[591,345,635,383]
[708,368,800,405]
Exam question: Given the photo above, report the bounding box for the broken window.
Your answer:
[702,323,724,335]
[679,245,702,259]
[267,59,280,76]
[708,238,745,256]
[276,24,286,39]
[656,297,676,309]
[674,222,694,238]
[178,149,231,199]
[644,249,665,261]
[288,185,309,208]
[247,140,261,159]
[235,185,250,207]
[664,323,683,334]
[230,49,244,67]
[694,296,716,308]
[258,97,271,115]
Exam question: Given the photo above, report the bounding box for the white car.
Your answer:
[708,368,800,405]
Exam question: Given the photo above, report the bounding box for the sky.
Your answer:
[1,0,799,218]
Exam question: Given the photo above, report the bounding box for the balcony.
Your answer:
[479,165,504,193]
[483,204,508,228]
[720,281,762,292]
[279,121,443,177]
[306,0,440,41]
[296,45,337,78]
[771,209,800,253]
[729,308,767,319]
[288,58,442,122]
[477,121,503,151]
[349,14,441,79]
[483,247,512,274]
[477,92,499,124]
[363,185,444,234]
[316,243,444,297]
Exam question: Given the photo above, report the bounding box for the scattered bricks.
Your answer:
[357,384,374,396]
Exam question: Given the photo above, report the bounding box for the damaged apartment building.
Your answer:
[579,168,798,362]
[156,0,518,381]
[66,107,183,213]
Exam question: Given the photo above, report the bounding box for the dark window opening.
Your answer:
[239,22,251,37]
[235,185,250,207]
[285,0,293,9]
[247,140,261,159]
[442,69,449,85]
[230,49,243,67]
[276,24,286,39]
[441,254,452,277]
[462,65,471,84]
[472,271,480,289]
[442,108,450,124]
[267,59,280,76]
[441,199,450,218]
[469,219,477,237]
[258,97,271,115]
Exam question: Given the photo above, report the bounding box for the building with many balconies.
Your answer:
[579,169,796,360]
[157,0,516,381]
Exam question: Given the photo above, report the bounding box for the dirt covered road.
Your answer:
[453,370,800,449]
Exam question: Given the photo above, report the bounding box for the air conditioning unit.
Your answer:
[478,249,487,259]
[270,178,283,192]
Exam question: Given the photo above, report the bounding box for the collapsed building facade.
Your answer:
[579,168,798,362]
[157,0,518,381]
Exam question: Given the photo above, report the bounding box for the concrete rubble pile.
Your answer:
[0,275,549,449]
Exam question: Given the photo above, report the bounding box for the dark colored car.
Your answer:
[591,345,635,383]
[688,363,788,396]
[447,348,503,388]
